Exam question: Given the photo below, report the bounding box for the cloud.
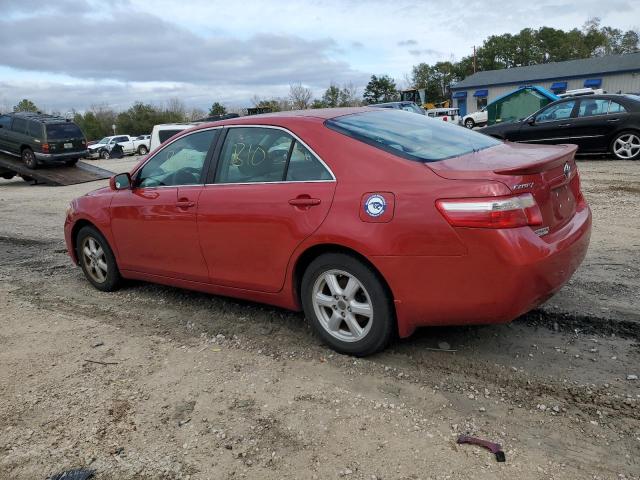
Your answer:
[0,11,367,89]
[398,39,418,46]
[408,49,444,57]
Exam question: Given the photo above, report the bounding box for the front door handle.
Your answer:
[176,200,195,208]
[607,118,620,122]
[558,123,572,127]
[289,197,321,207]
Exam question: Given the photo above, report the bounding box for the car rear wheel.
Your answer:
[76,226,121,291]
[65,159,78,167]
[100,150,110,160]
[611,132,640,160]
[301,253,394,356]
[22,148,37,169]
[465,118,475,129]
[137,145,148,155]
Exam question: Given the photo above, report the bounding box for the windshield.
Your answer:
[46,123,84,140]
[97,137,109,144]
[325,110,500,162]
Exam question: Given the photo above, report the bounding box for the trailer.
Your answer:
[0,152,112,186]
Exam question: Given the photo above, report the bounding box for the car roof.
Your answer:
[7,111,72,124]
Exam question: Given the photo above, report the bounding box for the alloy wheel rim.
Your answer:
[312,269,373,343]
[614,134,640,159]
[81,236,108,283]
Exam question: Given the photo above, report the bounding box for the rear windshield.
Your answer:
[159,129,183,143]
[46,123,84,140]
[325,110,500,162]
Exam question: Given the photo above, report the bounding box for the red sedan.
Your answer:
[64,108,591,356]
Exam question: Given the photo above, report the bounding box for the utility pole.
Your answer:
[473,46,477,73]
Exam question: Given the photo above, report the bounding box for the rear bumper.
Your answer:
[35,151,88,162]
[373,200,592,337]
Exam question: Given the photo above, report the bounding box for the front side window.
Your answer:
[0,115,12,129]
[577,99,609,117]
[535,101,576,123]
[477,97,488,109]
[136,129,217,187]
[326,110,501,162]
[216,127,293,183]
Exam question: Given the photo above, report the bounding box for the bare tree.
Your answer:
[339,82,361,107]
[165,97,187,120]
[289,83,313,110]
[187,108,207,121]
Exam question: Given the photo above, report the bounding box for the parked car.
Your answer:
[65,108,591,356]
[426,108,459,123]
[462,107,488,129]
[0,112,87,168]
[87,135,150,159]
[369,101,425,114]
[479,94,640,160]
[149,123,201,152]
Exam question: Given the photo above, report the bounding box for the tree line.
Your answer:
[4,18,638,138]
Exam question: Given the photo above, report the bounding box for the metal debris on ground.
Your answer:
[456,434,506,462]
[47,469,95,480]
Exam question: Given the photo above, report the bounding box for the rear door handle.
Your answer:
[607,118,620,122]
[558,123,572,127]
[289,197,321,207]
[176,200,195,208]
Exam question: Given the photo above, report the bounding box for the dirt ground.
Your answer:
[0,157,638,480]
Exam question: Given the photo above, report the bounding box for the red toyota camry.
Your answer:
[64,108,591,356]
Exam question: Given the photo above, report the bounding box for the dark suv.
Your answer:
[0,112,88,169]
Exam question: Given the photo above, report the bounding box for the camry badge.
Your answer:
[563,162,571,179]
[512,182,534,190]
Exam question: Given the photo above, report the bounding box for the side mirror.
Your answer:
[527,117,536,125]
[110,172,131,190]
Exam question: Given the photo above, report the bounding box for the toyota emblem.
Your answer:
[563,162,571,179]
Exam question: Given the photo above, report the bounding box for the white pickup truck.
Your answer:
[86,135,150,159]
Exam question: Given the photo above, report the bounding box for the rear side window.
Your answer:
[27,120,43,139]
[325,110,501,162]
[46,123,83,140]
[608,101,627,114]
[159,129,183,144]
[286,141,332,181]
[11,117,28,134]
[216,127,292,183]
[577,99,609,117]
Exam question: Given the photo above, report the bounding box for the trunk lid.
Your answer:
[428,142,581,234]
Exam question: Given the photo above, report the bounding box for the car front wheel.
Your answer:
[76,226,121,291]
[301,253,394,356]
[464,119,475,129]
[100,150,110,160]
[611,131,640,160]
[137,145,148,155]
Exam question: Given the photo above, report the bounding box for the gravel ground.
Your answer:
[0,157,638,479]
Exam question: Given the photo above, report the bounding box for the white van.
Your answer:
[149,123,200,152]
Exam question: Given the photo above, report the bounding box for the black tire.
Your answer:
[22,148,37,169]
[137,145,148,155]
[1,171,16,180]
[99,149,110,160]
[76,226,121,292]
[464,118,475,129]
[21,175,34,183]
[301,253,394,356]
[65,159,79,167]
[610,131,640,160]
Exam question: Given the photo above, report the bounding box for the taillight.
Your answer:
[436,193,543,229]
[443,116,448,122]
[42,143,50,153]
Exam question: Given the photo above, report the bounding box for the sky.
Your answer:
[0,0,638,113]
